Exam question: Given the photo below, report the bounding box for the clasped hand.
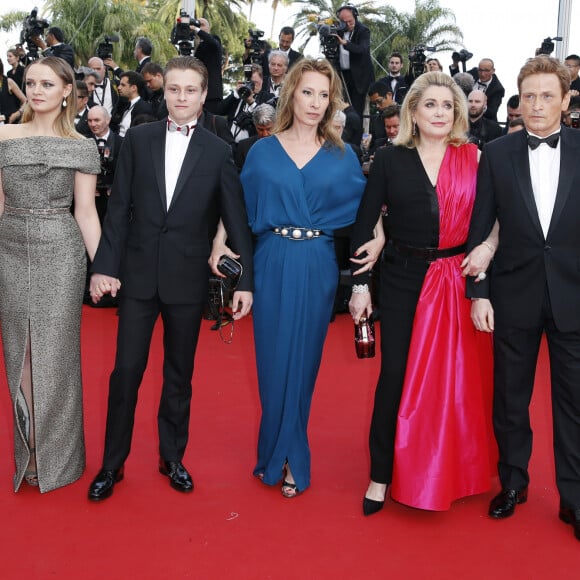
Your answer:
[90,273,121,304]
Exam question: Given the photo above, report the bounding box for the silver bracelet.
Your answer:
[352,284,370,294]
[481,241,495,255]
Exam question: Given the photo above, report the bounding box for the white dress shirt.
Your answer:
[528,131,561,238]
[165,120,195,209]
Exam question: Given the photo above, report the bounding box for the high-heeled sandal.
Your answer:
[24,447,38,487]
[281,480,301,498]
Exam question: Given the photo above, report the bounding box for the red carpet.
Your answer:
[0,307,579,578]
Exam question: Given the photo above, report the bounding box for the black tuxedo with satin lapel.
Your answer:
[92,120,253,469]
[466,126,580,507]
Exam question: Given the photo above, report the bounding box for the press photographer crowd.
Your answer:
[2,2,580,546]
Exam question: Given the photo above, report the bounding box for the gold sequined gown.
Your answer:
[0,136,100,492]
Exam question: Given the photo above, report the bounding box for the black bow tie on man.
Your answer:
[527,132,560,150]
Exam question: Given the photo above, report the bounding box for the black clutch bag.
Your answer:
[217,255,242,288]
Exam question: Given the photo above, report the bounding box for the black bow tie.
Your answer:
[167,119,196,137]
[527,132,560,150]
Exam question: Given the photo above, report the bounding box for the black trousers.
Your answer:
[493,288,580,508]
[102,295,204,470]
[369,253,428,483]
[340,69,367,121]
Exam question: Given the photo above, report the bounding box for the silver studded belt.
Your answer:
[273,226,323,240]
[3,205,70,215]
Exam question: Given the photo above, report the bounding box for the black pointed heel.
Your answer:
[363,497,385,516]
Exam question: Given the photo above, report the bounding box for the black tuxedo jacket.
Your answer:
[94,131,123,189]
[287,48,303,69]
[110,97,154,133]
[135,57,151,74]
[92,121,254,303]
[75,109,92,138]
[48,43,75,68]
[466,127,580,332]
[341,21,374,93]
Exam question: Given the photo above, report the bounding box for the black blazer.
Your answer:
[92,121,254,302]
[466,127,580,332]
[341,21,374,94]
[110,97,155,133]
[287,48,303,69]
[75,108,92,138]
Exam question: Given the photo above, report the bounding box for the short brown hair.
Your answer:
[517,55,570,98]
[164,56,208,91]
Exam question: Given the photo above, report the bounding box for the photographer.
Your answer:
[335,4,374,119]
[267,50,288,97]
[243,30,270,79]
[31,26,75,68]
[88,56,118,115]
[217,64,273,143]
[87,105,123,224]
[467,58,505,121]
[193,18,223,113]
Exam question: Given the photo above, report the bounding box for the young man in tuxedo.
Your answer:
[465,56,580,541]
[87,56,253,501]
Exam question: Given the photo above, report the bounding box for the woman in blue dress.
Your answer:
[240,58,366,497]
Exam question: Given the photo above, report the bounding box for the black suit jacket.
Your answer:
[340,21,374,94]
[75,108,92,138]
[92,121,253,303]
[48,43,75,68]
[233,135,259,171]
[287,48,303,69]
[195,31,223,103]
[94,131,124,190]
[200,111,234,148]
[110,97,155,133]
[466,127,580,332]
[135,57,151,74]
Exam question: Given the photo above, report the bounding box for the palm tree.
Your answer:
[269,0,293,40]
[389,0,463,70]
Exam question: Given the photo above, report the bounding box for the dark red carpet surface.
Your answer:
[0,307,579,578]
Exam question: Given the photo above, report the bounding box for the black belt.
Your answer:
[392,240,466,262]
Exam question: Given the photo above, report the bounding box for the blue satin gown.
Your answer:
[241,136,366,491]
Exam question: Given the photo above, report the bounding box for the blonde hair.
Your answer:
[394,71,468,148]
[22,56,81,139]
[273,58,344,151]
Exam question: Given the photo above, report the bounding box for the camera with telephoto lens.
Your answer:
[233,110,255,132]
[409,44,436,77]
[171,10,200,56]
[19,7,50,62]
[243,29,265,80]
[570,111,580,129]
[97,34,119,61]
[238,81,255,100]
[316,20,347,64]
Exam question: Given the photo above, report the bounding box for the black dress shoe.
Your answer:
[159,459,194,493]
[363,497,385,516]
[559,506,580,541]
[88,466,124,502]
[488,487,528,519]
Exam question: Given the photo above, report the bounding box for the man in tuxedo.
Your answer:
[468,58,505,122]
[465,56,580,541]
[88,56,118,115]
[278,26,302,70]
[335,4,374,119]
[87,56,253,501]
[377,52,411,105]
[110,71,154,137]
[104,37,153,81]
